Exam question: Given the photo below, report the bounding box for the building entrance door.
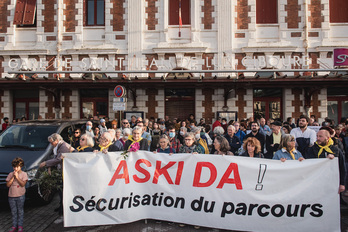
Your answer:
[80,89,108,118]
[165,89,195,121]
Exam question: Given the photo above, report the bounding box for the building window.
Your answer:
[328,87,348,124]
[253,89,282,120]
[169,0,190,25]
[86,0,105,26]
[330,0,348,23]
[13,0,37,27]
[80,89,108,118]
[13,90,39,120]
[256,0,278,24]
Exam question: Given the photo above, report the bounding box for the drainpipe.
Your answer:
[303,0,311,117]
[55,0,63,119]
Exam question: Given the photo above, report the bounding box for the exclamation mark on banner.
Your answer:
[255,164,267,191]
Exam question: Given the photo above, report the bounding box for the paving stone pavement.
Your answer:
[0,194,60,232]
[1,194,348,232]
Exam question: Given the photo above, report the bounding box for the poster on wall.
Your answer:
[124,111,144,121]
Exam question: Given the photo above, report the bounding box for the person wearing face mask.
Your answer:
[119,128,131,147]
[191,127,209,154]
[221,118,228,133]
[167,125,182,153]
[85,121,94,137]
[178,126,187,144]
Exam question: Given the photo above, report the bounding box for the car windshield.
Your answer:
[0,125,59,149]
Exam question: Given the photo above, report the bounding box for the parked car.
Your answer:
[0,119,88,203]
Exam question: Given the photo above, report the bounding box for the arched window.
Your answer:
[169,0,190,25]
[330,0,348,23]
[256,0,277,24]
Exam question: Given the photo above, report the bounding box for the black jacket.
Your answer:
[245,130,266,153]
[224,134,241,154]
[265,133,281,159]
[307,143,346,186]
[240,151,264,158]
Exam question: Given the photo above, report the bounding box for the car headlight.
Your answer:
[27,168,38,181]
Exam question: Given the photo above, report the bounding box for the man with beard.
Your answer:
[244,121,266,153]
[307,129,346,194]
[290,115,316,158]
[265,121,283,159]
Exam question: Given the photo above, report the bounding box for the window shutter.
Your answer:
[330,0,348,23]
[256,0,278,24]
[13,0,26,25]
[22,0,37,25]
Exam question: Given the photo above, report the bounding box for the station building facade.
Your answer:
[0,0,348,124]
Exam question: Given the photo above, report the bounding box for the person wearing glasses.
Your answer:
[95,132,123,153]
[273,134,304,162]
[71,128,81,149]
[179,132,204,154]
[121,119,130,132]
[76,134,94,152]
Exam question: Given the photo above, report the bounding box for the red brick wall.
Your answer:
[146,88,158,119]
[202,88,214,124]
[145,54,158,78]
[45,90,55,119]
[64,0,77,32]
[235,53,246,70]
[292,88,303,119]
[61,90,72,119]
[202,0,214,30]
[308,0,323,28]
[236,0,249,30]
[309,52,319,69]
[111,0,125,31]
[202,53,214,78]
[236,88,247,120]
[42,0,56,32]
[146,0,158,30]
[0,0,9,33]
[310,92,320,119]
[285,0,300,28]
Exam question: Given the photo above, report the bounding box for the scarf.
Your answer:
[199,138,209,154]
[284,147,296,160]
[182,145,197,153]
[77,146,89,152]
[128,136,143,150]
[99,142,113,151]
[316,138,334,158]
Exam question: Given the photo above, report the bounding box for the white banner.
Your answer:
[63,151,340,232]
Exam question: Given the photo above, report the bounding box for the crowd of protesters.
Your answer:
[4,113,348,231]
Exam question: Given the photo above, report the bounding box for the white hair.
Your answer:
[213,126,225,136]
[123,128,132,136]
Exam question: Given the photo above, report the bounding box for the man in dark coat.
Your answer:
[307,129,346,194]
[244,121,266,154]
[224,125,241,154]
[265,121,283,159]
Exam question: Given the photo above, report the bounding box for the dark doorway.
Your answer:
[165,89,195,121]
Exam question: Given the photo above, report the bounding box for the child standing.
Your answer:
[154,135,176,155]
[6,157,28,232]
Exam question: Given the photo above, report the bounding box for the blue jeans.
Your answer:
[8,195,25,227]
